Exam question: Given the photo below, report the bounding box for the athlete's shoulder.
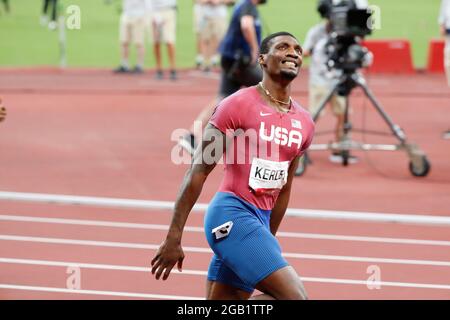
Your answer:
[210,87,260,131]
[292,100,314,126]
[221,86,259,106]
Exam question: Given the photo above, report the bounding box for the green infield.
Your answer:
[0,0,443,69]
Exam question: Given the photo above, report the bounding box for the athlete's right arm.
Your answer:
[151,124,228,281]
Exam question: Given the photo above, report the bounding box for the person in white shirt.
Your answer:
[151,0,178,80]
[304,21,355,163]
[303,0,370,163]
[114,0,149,74]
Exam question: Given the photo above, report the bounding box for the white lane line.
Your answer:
[0,214,203,233]
[278,231,450,247]
[0,234,210,252]
[1,214,450,247]
[1,258,450,290]
[300,277,450,290]
[0,257,207,275]
[283,252,450,267]
[1,234,450,267]
[1,190,450,226]
[0,284,202,300]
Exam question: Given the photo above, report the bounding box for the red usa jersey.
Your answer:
[209,86,315,210]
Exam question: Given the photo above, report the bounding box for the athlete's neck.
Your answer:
[259,79,292,109]
[260,80,291,102]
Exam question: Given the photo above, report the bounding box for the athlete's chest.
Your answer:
[240,107,306,158]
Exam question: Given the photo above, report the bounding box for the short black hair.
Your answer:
[260,32,298,54]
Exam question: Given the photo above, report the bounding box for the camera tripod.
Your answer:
[295,71,431,177]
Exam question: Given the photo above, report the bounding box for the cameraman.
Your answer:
[303,0,359,163]
[179,0,266,155]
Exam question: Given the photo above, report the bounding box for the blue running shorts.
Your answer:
[204,192,289,293]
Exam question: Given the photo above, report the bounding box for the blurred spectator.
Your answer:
[439,0,450,139]
[41,0,59,31]
[193,0,205,68]
[178,0,265,155]
[151,0,178,80]
[197,0,233,72]
[145,0,154,53]
[1,0,10,14]
[114,0,149,74]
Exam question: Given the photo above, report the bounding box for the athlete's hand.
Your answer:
[151,238,185,280]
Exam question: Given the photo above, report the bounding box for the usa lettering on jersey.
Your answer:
[259,122,303,149]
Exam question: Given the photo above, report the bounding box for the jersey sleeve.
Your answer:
[209,95,244,136]
[239,2,257,19]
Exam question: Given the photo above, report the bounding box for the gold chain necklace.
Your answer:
[258,82,291,112]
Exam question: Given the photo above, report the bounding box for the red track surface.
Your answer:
[0,67,449,299]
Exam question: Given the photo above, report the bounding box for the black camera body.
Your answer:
[328,2,372,38]
[319,0,372,76]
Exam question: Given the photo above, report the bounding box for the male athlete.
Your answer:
[151,32,315,300]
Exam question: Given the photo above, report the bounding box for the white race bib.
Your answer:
[249,158,289,195]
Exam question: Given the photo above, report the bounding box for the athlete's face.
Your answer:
[260,36,303,80]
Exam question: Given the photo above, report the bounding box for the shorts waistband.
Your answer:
[211,192,271,215]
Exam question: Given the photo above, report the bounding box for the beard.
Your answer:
[280,69,298,80]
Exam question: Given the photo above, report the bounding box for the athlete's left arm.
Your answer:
[270,156,300,236]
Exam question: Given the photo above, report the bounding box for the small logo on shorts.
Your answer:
[212,221,233,240]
